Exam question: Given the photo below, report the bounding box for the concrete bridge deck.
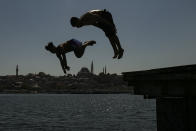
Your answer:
[123,64,196,131]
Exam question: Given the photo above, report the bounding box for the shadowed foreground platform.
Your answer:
[123,64,196,131]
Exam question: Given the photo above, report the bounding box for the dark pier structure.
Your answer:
[123,64,196,131]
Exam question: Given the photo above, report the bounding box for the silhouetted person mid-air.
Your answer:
[45,39,96,74]
[70,9,124,59]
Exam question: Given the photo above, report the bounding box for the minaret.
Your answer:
[91,61,94,74]
[105,65,107,74]
[16,64,19,76]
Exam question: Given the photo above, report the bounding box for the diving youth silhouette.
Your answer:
[70,9,124,59]
[45,39,96,74]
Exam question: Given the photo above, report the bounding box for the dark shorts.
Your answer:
[68,39,82,50]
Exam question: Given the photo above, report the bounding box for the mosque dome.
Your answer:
[77,67,92,78]
[80,67,90,73]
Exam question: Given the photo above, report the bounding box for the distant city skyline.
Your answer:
[13,62,108,76]
[1,0,196,76]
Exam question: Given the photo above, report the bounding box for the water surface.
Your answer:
[0,94,156,131]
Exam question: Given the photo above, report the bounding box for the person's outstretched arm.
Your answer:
[62,54,70,70]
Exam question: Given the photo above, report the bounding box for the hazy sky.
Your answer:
[0,0,196,76]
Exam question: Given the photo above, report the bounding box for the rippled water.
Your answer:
[0,94,156,131]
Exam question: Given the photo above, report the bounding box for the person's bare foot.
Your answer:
[87,40,96,46]
[113,52,118,59]
[118,48,124,59]
[65,66,70,71]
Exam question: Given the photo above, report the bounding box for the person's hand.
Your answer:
[65,66,70,71]
[63,69,67,74]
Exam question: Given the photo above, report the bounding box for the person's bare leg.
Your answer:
[83,40,96,46]
[108,37,119,59]
[112,35,124,59]
[74,41,96,58]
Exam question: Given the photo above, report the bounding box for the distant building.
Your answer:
[77,67,92,78]
[13,81,23,88]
